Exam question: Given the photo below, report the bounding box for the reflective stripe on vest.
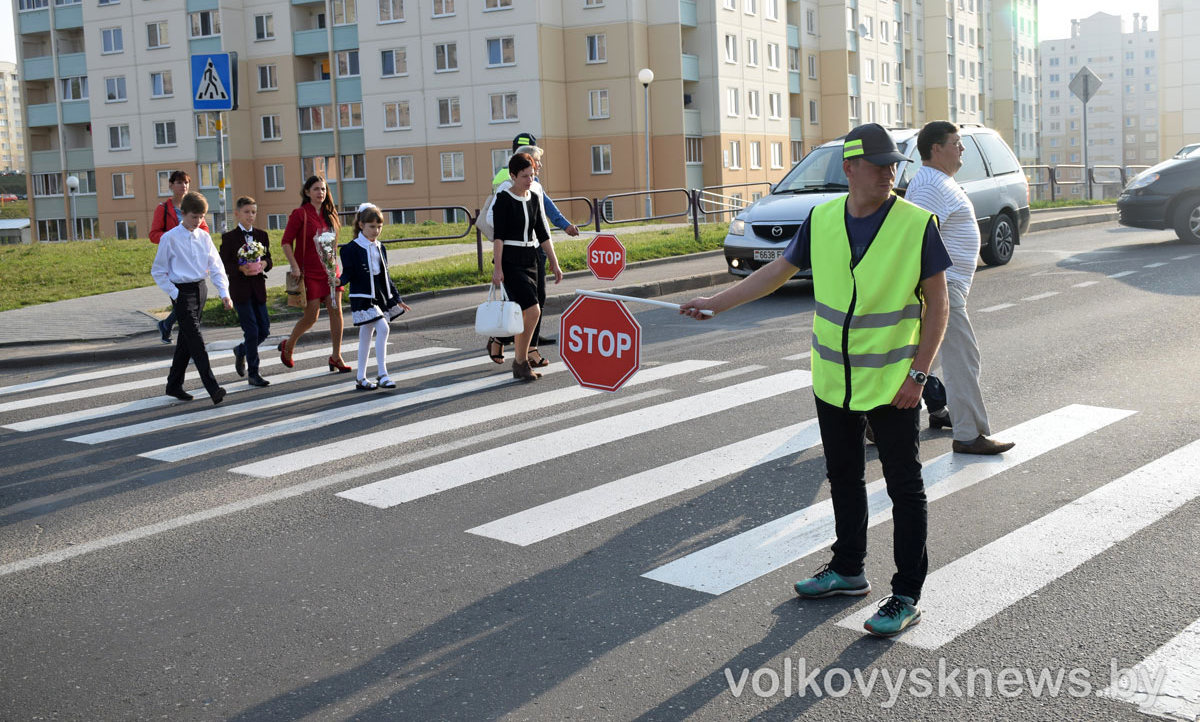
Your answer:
[809,195,933,410]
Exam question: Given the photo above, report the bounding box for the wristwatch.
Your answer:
[908,368,928,386]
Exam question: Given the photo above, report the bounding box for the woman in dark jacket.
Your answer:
[488,152,563,381]
[339,204,410,389]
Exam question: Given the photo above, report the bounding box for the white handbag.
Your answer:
[475,285,523,337]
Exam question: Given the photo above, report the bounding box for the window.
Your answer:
[301,156,336,181]
[489,92,518,122]
[788,47,800,71]
[150,71,173,98]
[764,0,777,21]
[261,114,282,140]
[381,48,407,77]
[105,76,126,102]
[768,92,782,119]
[198,162,228,189]
[258,64,278,91]
[591,144,612,174]
[862,15,873,38]
[770,142,783,169]
[485,0,511,9]
[585,0,604,5]
[108,124,130,150]
[254,14,274,40]
[267,214,286,231]
[156,170,171,196]
[331,0,356,25]
[746,38,758,67]
[487,37,515,67]
[386,155,414,184]
[32,173,61,197]
[264,164,285,190]
[60,76,87,100]
[341,154,365,180]
[728,140,741,168]
[806,8,816,34]
[491,149,512,176]
[749,141,761,169]
[379,0,404,22]
[809,99,818,123]
[189,10,220,38]
[588,89,610,119]
[338,102,362,129]
[766,43,780,70]
[440,151,464,181]
[298,105,333,132]
[383,100,411,130]
[808,54,817,79]
[685,137,702,164]
[727,87,739,116]
[435,42,458,72]
[196,112,225,138]
[791,141,804,163]
[723,0,735,9]
[724,34,738,63]
[101,27,123,54]
[336,50,360,77]
[115,221,137,240]
[392,210,416,224]
[865,59,875,83]
[153,120,176,147]
[112,172,133,198]
[437,97,461,126]
[744,0,756,13]
[882,62,890,85]
[586,34,606,63]
[146,21,168,49]
[432,0,454,16]
[747,90,760,118]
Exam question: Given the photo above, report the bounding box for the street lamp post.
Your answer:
[65,174,79,242]
[638,67,654,218]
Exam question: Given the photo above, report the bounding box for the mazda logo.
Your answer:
[771,225,783,238]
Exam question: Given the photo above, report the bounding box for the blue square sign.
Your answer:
[191,53,237,111]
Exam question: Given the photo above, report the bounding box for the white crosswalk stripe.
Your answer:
[836,437,1200,648]
[641,405,1134,595]
[336,370,813,509]
[1100,616,1200,720]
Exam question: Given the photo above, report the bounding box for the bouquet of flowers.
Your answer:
[237,239,267,276]
[314,231,340,308]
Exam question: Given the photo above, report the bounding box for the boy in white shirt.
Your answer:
[150,191,233,405]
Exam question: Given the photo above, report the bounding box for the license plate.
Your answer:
[753,249,783,261]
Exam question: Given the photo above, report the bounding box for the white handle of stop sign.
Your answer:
[574,289,714,316]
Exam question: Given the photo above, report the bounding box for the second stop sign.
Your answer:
[587,233,626,281]
[558,296,641,392]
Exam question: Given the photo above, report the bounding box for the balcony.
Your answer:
[60,99,89,124]
[57,52,86,77]
[189,36,223,54]
[293,25,357,56]
[54,3,82,28]
[297,79,331,106]
[338,129,364,154]
[30,149,59,173]
[334,76,361,103]
[683,109,701,136]
[681,53,699,82]
[22,56,54,81]
[299,131,334,157]
[790,118,804,140]
[291,0,323,4]
[186,0,219,11]
[339,180,366,207]
[66,149,93,169]
[789,71,800,94]
[680,0,697,27]
[18,9,49,34]
[787,24,799,49]
[26,102,58,127]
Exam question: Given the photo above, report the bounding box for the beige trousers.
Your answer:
[935,283,993,442]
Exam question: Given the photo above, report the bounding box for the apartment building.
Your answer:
[15,0,1032,242]
[1158,0,1200,158]
[0,62,26,172]
[1038,12,1158,199]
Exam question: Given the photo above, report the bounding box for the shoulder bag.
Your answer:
[475,284,523,337]
[285,211,308,308]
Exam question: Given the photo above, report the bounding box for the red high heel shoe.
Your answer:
[278,340,294,368]
[328,357,352,373]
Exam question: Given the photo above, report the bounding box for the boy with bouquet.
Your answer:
[219,196,273,387]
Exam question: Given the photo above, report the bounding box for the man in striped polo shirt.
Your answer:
[905,121,1015,455]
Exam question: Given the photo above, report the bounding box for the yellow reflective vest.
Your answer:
[809,195,934,410]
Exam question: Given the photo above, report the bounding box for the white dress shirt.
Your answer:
[151,223,230,300]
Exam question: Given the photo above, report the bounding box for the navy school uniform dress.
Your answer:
[339,235,404,326]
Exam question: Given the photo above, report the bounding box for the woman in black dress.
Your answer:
[488,152,563,381]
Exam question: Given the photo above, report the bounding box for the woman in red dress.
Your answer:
[278,175,349,371]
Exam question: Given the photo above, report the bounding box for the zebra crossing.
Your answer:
[1,341,1198,720]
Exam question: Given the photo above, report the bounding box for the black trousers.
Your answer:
[166,282,221,396]
[815,395,929,602]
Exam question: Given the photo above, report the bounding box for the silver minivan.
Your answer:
[723,125,1031,278]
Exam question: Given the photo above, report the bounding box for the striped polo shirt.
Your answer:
[904,164,981,294]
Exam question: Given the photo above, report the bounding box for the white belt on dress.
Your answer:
[501,239,538,247]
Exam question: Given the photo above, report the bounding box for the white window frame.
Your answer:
[112,172,133,198]
[768,91,782,119]
[489,92,518,123]
[152,120,177,148]
[724,34,738,64]
[770,141,784,169]
[156,170,171,196]
[728,140,741,169]
[586,34,606,64]
[746,89,760,118]
[188,10,220,39]
[381,48,407,77]
[150,70,173,98]
[60,76,87,100]
[254,13,274,41]
[588,89,610,119]
[383,100,411,131]
[264,164,285,191]
[591,144,612,174]
[105,76,126,103]
[379,0,404,23]
[108,124,131,151]
[101,27,123,54]
[341,153,365,181]
[336,50,360,78]
[746,37,758,67]
[338,101,363,129]
[115,220,137,240]
[726,87,739,117]
[331,0,356,25]
[146,20,168,49]
[484,0,512,10]
[386,155,414,184]
[437,97,461,127]
[434,42,458,72]
[486,36,515,68]
[766,42,780,70]
[432,0,454,17]
[258,64,278,91]
[440,151,465,181]
[749,140,761,169]
[261,114,282,141]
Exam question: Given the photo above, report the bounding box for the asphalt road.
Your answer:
[1,222,1198,721]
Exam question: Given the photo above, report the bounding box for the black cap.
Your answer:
[842,123,907,165]
[512,132,537,152]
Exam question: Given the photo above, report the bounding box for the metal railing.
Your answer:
[1023,164,1158,202]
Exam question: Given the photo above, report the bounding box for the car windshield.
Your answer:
[773,140,914,194]
[1174,144,1200,159]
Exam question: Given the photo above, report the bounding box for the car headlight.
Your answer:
[729,218,746,236]
[1124,172,1159,191]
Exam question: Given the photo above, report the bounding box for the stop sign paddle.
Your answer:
[559,295,641,392]
[586,233,626,281]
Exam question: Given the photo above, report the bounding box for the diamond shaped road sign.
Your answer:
[1068,66,1102,105]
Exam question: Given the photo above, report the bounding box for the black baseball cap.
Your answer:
[842,123,907,165]
[512,132,537,151]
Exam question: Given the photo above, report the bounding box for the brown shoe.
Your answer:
[512,359,541,381]
[952,435,1015,455]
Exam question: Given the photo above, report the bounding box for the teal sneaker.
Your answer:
[864,595,921,637]
[793,564,871,599]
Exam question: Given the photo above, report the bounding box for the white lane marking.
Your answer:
[468,419,823,546]
[336,370,813,509]
[782,352,812,361]
[1020,292,1060,302]
[139,367,541,463]
[0,356,190,397]
[66,354,484,444]
[641,405,1134,595]
[1072,281,1100,288]
[1100,617,1200,719]
[0,346,338,414]
[1172,254,1197,261]
[231,360,724,478]
[1143,262,1167,268]
[700,365,766,383]
[1107,270,1136,279]
[978,303,1015,313]
[837,437,1200,648]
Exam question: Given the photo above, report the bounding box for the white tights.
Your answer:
[357,317,389,381]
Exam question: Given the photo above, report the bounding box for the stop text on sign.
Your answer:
[567,325,633,358]
[586,233,626,281]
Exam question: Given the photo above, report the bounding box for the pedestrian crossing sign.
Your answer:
[191,53,238,111]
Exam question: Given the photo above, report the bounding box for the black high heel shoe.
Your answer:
[328,357,352,373]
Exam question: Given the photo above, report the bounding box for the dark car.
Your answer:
[1117,146,1200,242]
[723,125,1031,278]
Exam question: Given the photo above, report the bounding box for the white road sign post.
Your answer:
[1069,66,1102,200]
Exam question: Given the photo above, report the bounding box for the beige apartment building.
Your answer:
[1158,0,1200,158]
[15,0,1035,242]
[0,62,25,172]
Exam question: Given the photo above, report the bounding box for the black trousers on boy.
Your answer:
[166,282,222,398]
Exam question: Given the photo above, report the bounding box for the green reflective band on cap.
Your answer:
[843,139,864,158]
